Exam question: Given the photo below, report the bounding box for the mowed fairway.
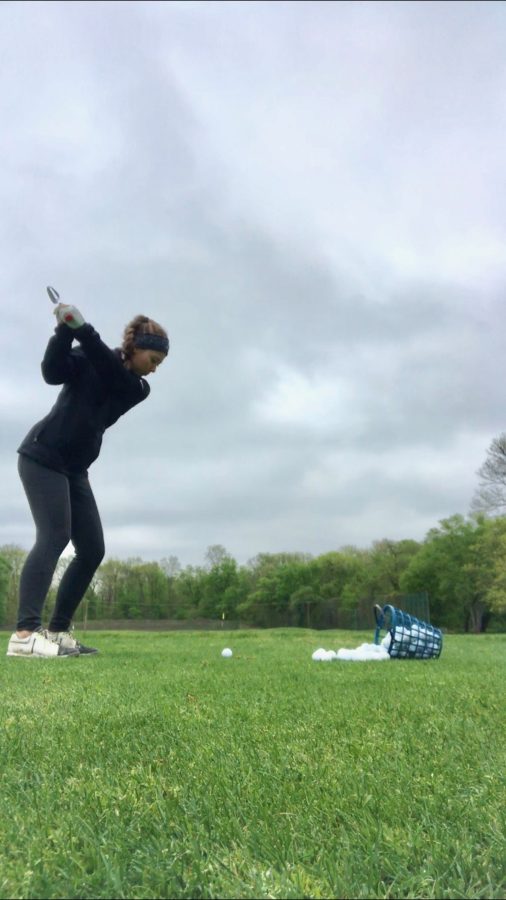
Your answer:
[1,630,505,900]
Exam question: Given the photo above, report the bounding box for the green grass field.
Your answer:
[1,629,505,899]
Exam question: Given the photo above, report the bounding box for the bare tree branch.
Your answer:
[471,434,506,514]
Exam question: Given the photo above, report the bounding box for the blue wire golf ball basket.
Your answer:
[374,604,443,659]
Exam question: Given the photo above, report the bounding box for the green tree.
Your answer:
[301,550,366,627]
[238,558,311,626]
[199,554,242,619]
[0,553,11,625]
[467,516,506,619]
[289,584,322,628]
[311,548,369,607]
[93,558,128,619]
[367,539,421,598]
[0,545,27,625]
[400,515,490,631]
[199,547,232,614]
[173,566,206,619]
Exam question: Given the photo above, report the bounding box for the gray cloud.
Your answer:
[1,1,504,566]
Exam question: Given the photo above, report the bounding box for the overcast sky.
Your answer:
[1,0,505,567]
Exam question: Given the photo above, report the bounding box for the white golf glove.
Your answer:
[53,303,86,329]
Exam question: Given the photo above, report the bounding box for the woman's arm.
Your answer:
[41,324,84,384]
[72,323,119,378]
[73,323,148,402]
[44,307,148,403]
[51,305,127,386]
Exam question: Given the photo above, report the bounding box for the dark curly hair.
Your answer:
[121,315,169,360]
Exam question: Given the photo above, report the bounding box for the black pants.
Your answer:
[17,455,105,632]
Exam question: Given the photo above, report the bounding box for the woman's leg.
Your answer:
[48,473,105,632]
[17,456,72,632]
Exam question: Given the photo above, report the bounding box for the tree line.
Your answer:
[1,514,506,633]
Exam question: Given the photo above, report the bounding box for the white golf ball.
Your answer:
[221,648,233,658]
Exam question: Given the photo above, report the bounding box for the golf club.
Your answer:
[46,285,82,327]
[47,286,60,304]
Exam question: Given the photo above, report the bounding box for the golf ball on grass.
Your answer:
[221,648,233,658]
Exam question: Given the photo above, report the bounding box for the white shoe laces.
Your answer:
[61,627,78,647]
[34,627,53,643]
[43,627,77,647]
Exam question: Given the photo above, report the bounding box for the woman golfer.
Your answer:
[7,300,169,658]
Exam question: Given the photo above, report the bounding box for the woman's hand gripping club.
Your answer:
[47,286,85,329]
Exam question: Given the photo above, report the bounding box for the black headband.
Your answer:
[134,332,169,355]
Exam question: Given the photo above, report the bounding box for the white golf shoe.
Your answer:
[47,628,98,655]
[6,627,79,658]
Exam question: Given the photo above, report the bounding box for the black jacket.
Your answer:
[18,322,150,475]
